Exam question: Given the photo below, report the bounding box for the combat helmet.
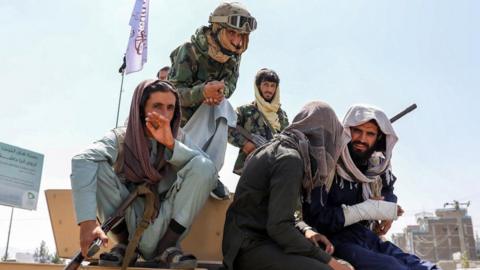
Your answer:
[209,2,257,33]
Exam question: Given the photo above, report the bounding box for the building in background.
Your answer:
[476,233,480,259]
[15,252,34,263]
[392,206,477,262]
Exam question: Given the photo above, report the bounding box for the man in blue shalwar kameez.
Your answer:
[304,104,440,270]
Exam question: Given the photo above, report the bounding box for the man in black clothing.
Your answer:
[222,101,351,270]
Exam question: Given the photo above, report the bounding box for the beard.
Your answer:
[260,92,275,102]
[262,95,273,102]
[348,141,375,168]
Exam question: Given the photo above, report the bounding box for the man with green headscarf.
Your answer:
[169,1,257,199]
[228,68,289,175]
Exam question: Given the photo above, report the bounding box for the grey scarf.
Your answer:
[280,101,348,201]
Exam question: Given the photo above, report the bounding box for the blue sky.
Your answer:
[0,0,479,256]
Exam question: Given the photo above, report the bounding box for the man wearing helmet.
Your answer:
[169,2,257,199]
[303,104,440,270]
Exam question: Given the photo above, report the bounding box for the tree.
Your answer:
[32,241,64,265]
[461,252,470,268]
[33,241,52,263]
[50,252,64,265]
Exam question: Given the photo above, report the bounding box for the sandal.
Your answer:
[154,246,197,269]
[98,243,138,267]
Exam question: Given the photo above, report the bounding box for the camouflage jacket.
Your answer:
[168,26,241,126]
[228,102,289,174]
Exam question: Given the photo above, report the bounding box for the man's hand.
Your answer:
[242,141,256,154]
[203,97,222,106]
[304,229,334,255]
[79,220,108,257]
[146,112,175,150]
[369,195,403,236]
[203,80,225,106]
[373,220,393,236]
[328,258,354,270]
[372,205,403,235]
[397,205,404,216]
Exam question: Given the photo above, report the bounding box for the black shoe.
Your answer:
[210,180,230,200]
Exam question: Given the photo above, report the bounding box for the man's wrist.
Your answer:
[165,139,175,150]
[302,226,316,234]
[202,82,211,98]
[79,220,97,227]
[202,87,207,99]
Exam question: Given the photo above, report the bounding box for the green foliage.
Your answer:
[461,252,470,268]
[50,252,65,264]
[33,240,64,265]
[34,240,51,263]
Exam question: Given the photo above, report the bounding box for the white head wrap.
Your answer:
[335,104,398,200]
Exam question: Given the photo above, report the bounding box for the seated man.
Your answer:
[304,104,440,270]
[70,80,216,269]
[228,68,289,175]
[222,101,351,270]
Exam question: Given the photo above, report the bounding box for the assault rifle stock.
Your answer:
[234,125,268,147]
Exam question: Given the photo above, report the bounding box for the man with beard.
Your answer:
[303,104,440,270]
[70,80,216,269]
[228,68,289,175]
[168,2,257,199]
[222,101,352,270]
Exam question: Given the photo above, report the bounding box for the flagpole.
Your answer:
[116,0,149,128]
[3,207,14,261]
[116,56,127,128]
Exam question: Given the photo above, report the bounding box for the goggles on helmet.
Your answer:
[209,15,257,32]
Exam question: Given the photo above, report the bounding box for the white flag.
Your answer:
[125,0,150,74]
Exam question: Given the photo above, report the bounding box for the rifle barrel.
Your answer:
[63,252,83,270]
[390,104,417,123]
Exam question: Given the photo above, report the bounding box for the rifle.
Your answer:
[64,184,142,270]
[390,103,417,123]
[371,103,417,235]
[234,125,268,147]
